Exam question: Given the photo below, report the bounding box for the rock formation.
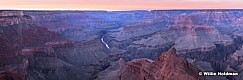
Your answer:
[96,48,206,80]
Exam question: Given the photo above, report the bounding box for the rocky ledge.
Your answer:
[95,48,206,80]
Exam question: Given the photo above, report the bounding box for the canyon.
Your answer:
[1,10,243,80]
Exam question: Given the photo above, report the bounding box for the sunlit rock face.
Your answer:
[95,48,206,80]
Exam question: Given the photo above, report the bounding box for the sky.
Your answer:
[1,0,243,11]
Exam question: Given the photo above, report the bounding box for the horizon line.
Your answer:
[1,8,243,12]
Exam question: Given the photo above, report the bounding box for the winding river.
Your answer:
[101,36,110,49]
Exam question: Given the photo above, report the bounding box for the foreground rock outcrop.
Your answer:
[95,48,206,80]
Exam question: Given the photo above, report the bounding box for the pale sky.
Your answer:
[1,0,243,10]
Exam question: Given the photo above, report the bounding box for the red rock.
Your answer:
[194,25,214,31]
[96,48,206,80]
[191,11,236,24]
[0,65,29,80]
[20,47,56,57]
[0,37,13,54]
[169,14,193,30]
[0,11,25,16]
[0,11,32,26]
[22,27,64,47]
[45,41,74,48]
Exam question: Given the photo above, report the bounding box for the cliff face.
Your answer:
[174,25,232,53]
[0,11,122,80]
[0,11,76,80]
[191,11,236,24]
[96,48,206,80]
[0,11,32,26]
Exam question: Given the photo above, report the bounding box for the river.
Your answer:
[101,36,110,49]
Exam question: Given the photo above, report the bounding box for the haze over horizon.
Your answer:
[1,0,243,11]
